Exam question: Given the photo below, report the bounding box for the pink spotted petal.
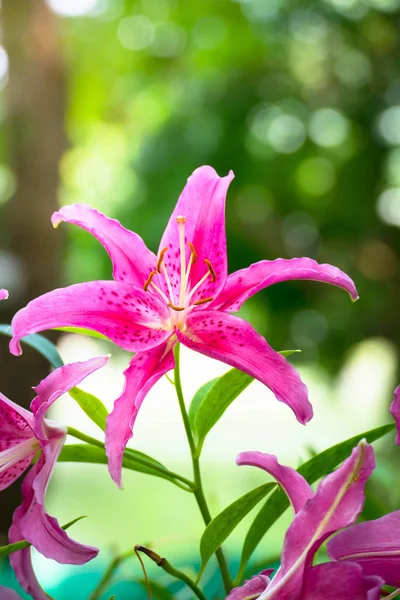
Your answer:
[328,510,400,588]
[226,570,273,600]
[158,166,234,304]
[105,341,176,488]
[0,392,34,435]
[389,386,400,445]
[0,441,37,491]
[52,204,157,287]
[177,310,312,425]
[9,464,54,600]
[31,356,109,442]
[0,587,23,600]
[20,438,98,564]
[10,281,171,356]
[236,452,314,514]
[0,289,9,300]
[261,442,375,600]
[213,258,358,313]
[299,563,383,600]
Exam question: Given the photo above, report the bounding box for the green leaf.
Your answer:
[198,482,275,579]
[137,580,175,600]
[236,422,396,584]
[192,369,254,457]
[59,444,179,484]
[68,387,108,432]
[278,349,301,357]
[188,378,218,430]
[0,324,64,369]
[0,516,86,559]
[54,326,109,341]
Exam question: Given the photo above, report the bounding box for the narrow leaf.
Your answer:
[278,349,301,357]
[54,326,109,341]
[0,325,63,369]
[68,387,108,432]
[0,516,86,559]
[59,444,179,485]
[188,378,218,430]
[199,482,275,578]
[193,369,253,456]
[236,422,396,583]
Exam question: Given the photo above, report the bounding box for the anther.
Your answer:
[168,302,185,312]
[144,270,157,292]
[187,242,197,263]
[176,215,187,224]
[193,297,214,306]
[156,247,168,273]
[204,259,216,282]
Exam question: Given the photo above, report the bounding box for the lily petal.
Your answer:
[389,386,400,445]
[328,510,400,588]
[20,438,98,564]
[10,281,171,356]
[213,258,358,313]
[31,356,109,442]
[105,341,175,488]
[9,464,58,600]
[226,570,273,600]
[300,562,383,600]
[236,452,314,514]
[0,587,23,600]
[177,310,312,425]
[0,289,9,300]
[260,441,375,600]
[158,166,234,304]
[52,204,157,287]
[0,392,37,489]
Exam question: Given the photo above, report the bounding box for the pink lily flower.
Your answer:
[0,289,9,300]
[389,385,400,444]
[228,442,384,600]
[0,588,22,600]
[9,166,358,487]
[0,356,108,600]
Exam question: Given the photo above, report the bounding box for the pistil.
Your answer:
[176,216,187,307]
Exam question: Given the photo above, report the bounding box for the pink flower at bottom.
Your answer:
[9,166,358,488]
[229,443,384,600]
[0,356,108,600]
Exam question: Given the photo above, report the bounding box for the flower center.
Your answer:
[0,436,40,473]
[143,216,216,327]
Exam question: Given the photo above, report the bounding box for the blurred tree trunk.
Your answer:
[0,0,66,539]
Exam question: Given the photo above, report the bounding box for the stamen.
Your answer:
[156,247,168,273]
[204,259,216,282]
[160,262,175,304]
[150,282,170,304]
[144,270,157,292]
[176,216,187,307]
[186,270,212,301]
[168,302,185,312]
[193,297,214,306]
[187,242,197,263]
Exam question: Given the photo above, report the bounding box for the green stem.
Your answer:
[66,426,195,492]
[89,548,136,600]
[174,343,233,594]
[136,545,207,600]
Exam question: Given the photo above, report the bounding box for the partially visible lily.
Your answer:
[0,356,108,600]
[228,442,383,600]
[390,386,400,445]
[9,166,358,487]
[0,587,22,600]
[328,510,400,588]
[0,289,9,300]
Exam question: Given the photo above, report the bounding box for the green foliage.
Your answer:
[68,387,108,432]
[236,422,396,583]
[198,482,275,578]
[0,325,63,369]
[190,369,253,457]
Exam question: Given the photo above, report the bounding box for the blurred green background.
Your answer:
[0,0,400,598]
